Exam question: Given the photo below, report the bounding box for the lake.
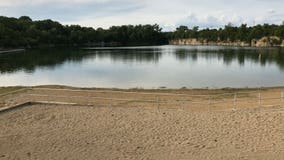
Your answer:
[0,45,284,89]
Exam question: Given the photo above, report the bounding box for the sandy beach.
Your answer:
[1,2,284,159]
[0,86,283,160]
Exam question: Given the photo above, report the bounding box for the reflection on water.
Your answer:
[173,47,284,69]
[0,48,163,73]
[0,45,284,88]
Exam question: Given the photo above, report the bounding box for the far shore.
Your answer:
[0,49,25,54]
[1,43,284,54]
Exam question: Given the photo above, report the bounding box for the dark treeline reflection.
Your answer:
[0,48,162,73]
[88,49,162,64]
[0,47,284,74]
[174,47,284,70]
[0,48,93,73]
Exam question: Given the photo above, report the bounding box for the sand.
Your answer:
[0,103,283,160]
[2,86,284,112]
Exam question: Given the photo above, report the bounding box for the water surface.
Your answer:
[0,45,284,88]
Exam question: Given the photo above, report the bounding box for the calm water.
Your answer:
[0,45,284,89]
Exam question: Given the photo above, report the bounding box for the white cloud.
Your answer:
[0,0,283,30]
[267,9,276,14]
[0,0,113,6]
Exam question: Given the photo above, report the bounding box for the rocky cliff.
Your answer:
[169,37,284,47]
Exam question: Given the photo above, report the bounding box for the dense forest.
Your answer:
[0,16,167,48]
[0,16,284,48]
[170,23,284,43]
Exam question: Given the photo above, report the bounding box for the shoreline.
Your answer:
[2,43,284,53]
[7,85,284,89]
[169,37,284,48]
[1,85,284,94]
[169,43,284,48]
[0,49,25,54]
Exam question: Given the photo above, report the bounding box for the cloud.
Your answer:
[0,0,145,21]
[0,0,118,7]
[0,0,283,30]
[177,9,284,29]
[177,12,247,29]
[267,9,276,14]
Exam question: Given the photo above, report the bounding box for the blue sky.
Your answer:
[0,0,283,31]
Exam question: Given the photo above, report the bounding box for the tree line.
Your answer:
[170,23,284,43]
[0,16,284,48]
[0,16,167,48]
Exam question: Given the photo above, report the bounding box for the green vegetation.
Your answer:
[170,23,284,43]
[0,16,167,48]
[0,16,284,48]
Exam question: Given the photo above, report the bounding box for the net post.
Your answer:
[157,96,160,112]
[208,95,211,111]
[87,92,90,106]
[234,93,237,109]
[281,90,284,107]
[258,89,261,107]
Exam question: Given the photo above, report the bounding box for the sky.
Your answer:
[0,0,283,31]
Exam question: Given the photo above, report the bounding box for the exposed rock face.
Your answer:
[170,39,203,45]
[170,36,283,47]
[169,39,250,47]
[251,36,282,47]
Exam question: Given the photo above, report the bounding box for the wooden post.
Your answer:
[208,95,211,111]
[258,89,261,107]
[157,96,160,112]
[234,93,237,109]
[88,93,91,106]
[281,90,284,107]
